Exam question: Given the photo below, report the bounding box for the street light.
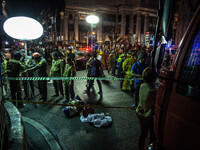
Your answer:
[3,16,43,59]
[86,15,99,51]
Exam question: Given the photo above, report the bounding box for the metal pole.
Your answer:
[87,32,89,48]
[91,24,93,51]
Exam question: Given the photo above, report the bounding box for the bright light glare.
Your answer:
[86,15,99,24]
[3,16,43,40]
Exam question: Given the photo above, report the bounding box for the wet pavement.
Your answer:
[8,70,141,150]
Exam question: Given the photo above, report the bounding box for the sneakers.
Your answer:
[60,95,64,99]
[63,100,69,104]
[83,90,89,93]
[51,94,59,97]
[18,104,24,109]
[98,91,103,95]
[130,104,138,109]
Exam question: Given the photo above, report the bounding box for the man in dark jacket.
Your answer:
[7,52,25,107]
[87,53,103,95]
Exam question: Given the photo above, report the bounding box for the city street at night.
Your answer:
[0,0,200,150]
[18,70,140,150]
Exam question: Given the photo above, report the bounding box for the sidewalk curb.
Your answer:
[22,116,62,150]
[4,101,27,150]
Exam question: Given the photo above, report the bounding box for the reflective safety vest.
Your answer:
[116,54,124,68]
[122,56,136,75]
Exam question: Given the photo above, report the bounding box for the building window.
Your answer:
[79,24,89,33]
[149,16,157,34]
[69,14,73,19]
[126,15,130,35]
[68,24,74,32]
[118,15,121,23]
[177,27,200,100]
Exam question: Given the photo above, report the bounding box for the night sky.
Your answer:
[3,0,65,19]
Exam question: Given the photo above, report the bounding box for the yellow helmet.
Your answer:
[100,51,104,55]
[65,50,70,55]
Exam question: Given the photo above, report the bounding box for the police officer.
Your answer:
[85,55,93,90]
[25,52,48,101]
[63,57,76,103]
[108,50,115,74]
[49,51,64,97]
[7,52,25,107]
[0,52,7,93]
[19,49,36,99]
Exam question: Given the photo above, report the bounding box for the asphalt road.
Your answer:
[17,70,141,150]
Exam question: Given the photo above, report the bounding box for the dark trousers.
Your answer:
[86,70,91,86]
[64,81,75,101]
[108,63,114,74]
[137,114,155,150]
[23,80,35,98]
[38,80,47,101]
[9,80,23,106]
[88,79,102,93]
[53,80,64,95]
[134,83,141,105]
[112,61,117,75]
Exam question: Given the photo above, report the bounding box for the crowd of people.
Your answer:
[0,43,161,150]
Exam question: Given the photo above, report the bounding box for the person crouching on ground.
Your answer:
[136,67,157,150]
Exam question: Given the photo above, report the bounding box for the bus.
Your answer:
[150,1,200,150]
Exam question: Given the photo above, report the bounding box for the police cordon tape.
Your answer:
[5,99,136,110]
[3,77,143,81]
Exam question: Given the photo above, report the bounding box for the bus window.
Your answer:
[177,28,200,100]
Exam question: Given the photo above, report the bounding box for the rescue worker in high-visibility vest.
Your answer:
[49,51,64,98]
[25,52,36,98]
[108,50,115,74]
[116,50,125,78]
[117,52,126,88]
[63,57,76,103]
[86,56,93,90]
[0,52,8,93]
[115,50,123,71]
[7,52,25,108]
[99,50,107,69]
[25,52,48,101]
[121,52,136,91]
